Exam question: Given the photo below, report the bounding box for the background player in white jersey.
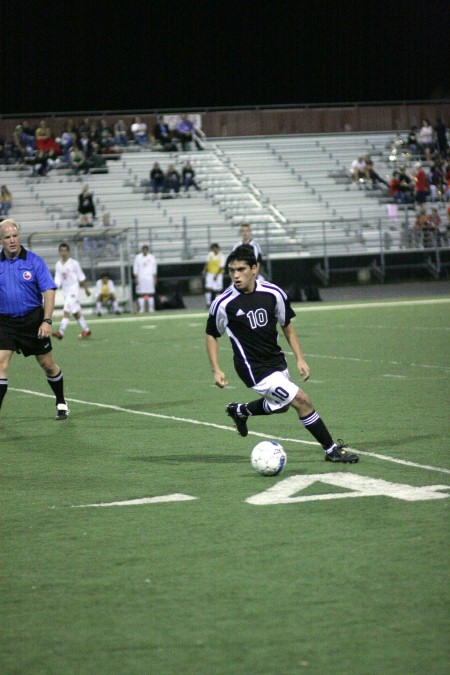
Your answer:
[202,243,225,308]
[231,223,265,280]
[52,243,91,340]
[133,244,157,313]
[95,273,121,315]
[205,245,358,463]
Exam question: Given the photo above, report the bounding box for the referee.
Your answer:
[0,219,69,420]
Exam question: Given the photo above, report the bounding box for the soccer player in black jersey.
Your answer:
[205,245,358,463]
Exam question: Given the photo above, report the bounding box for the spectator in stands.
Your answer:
[413,205,429,247]
[176,113,195,151]
[60,120,76,163]
[444,207,450,246]
[77,185,96,224]
[131,116,150,147]
[428,207,443,246]
[398,166,413,203]
[114,119,129,146]
[365,156,389,189]
[77,118,92,136]
[444,163,450,200]
[0,140,12,165]
[78,214,93,228]
[165,163,181,194]
[232,223,265,279]
[86,141,107,173]
[35,120,60,155]
[153,115,176,151]
[434,119,448,158]
[150,162,165,193]
[95,273,121,315]
[406,126,419,158]
[30,150,49,177]
[389,171,402,203]
[98,119,114,149]
[69,145,88,175]
[429,161,444,200]
[350,156,366,184]
[20,121,36,155]
[182,160,200,191]
[418,119,433,161]
[414,162,429,204]
[88,121,101,146]
[77,131,94,159]
[12,125,26,161]
[46,148,62,172]
[0,185,13,216]
[13,123,34,158]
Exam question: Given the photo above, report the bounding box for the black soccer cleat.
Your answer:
[55,403,70,420]
[226,402,248,437]
[325,440,359,463]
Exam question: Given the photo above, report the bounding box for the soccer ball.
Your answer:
[251,441,287,476]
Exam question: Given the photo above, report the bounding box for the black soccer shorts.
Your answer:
[0,307,52,357]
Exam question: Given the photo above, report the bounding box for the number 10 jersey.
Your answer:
[206,280,296,387]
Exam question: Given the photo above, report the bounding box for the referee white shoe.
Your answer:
[55,403,70,420]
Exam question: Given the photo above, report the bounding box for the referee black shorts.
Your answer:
[0,307,53,357]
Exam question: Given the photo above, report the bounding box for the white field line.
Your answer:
[72,494,197,508]
[11,388,450,476]
[285,351,450,372]
[64,297,450,325]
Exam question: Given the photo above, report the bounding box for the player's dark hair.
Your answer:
[226,245,257,270]
[59,242,70,250]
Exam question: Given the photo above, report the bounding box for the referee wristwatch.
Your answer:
[43,319,53,325]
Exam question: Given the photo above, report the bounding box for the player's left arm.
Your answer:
[39,289,56,338]
[281,322,310,382]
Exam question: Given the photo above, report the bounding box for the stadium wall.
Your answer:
[155,248,450,293]
[0,102,449,139]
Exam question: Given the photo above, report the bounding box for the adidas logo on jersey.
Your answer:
[236,309,245,316]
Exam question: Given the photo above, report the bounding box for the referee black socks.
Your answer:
[46,370,66,405]
[0,379,7,410]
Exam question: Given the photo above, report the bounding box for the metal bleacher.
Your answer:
[1,131,435,264]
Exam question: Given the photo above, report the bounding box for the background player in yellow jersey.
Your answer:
[202,243,225,308]
[95,273,121,315]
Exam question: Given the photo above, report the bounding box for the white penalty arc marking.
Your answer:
[11,387,450,476]
[71,494,197,508]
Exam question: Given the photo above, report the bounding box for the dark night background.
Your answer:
[1,0,448,116]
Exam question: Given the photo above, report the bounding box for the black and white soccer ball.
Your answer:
[251,441,287,476]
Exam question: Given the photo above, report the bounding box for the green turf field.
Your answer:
[1,297,449,675]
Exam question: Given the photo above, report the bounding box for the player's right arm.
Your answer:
[205,333,228,388]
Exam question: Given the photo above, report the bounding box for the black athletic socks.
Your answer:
[0,379,7,409]
[46,371,66,405]
[300,410,334,450]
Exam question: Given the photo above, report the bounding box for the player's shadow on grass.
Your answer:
[131,454,244,464]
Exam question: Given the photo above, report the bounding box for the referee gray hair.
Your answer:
[0,219,19,234]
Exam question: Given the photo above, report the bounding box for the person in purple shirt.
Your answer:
[0,219,69,420]
[176,113,205,151]
[176,113,195,151]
